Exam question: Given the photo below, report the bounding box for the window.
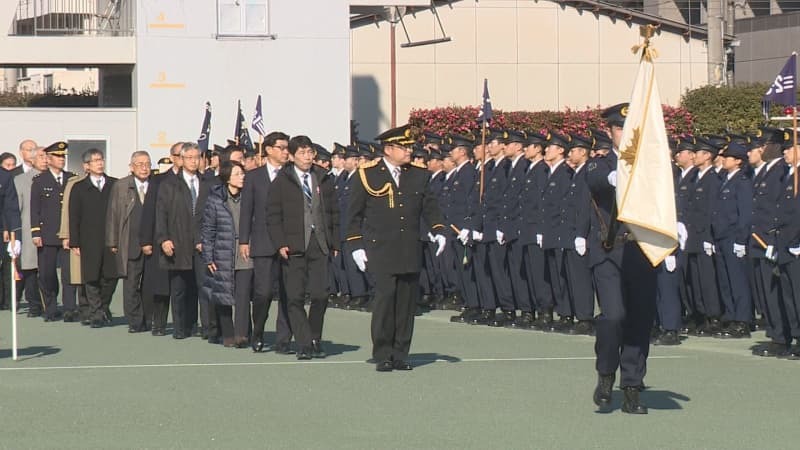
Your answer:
[217,0,271,37]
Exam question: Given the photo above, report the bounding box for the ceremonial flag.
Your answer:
[252,94,265,137]
[477,78,492,125]
[197,102,211,152]
[615,26,678,266]
[762,53,796,120]
[234,100,254,152]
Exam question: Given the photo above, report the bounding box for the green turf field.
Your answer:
[1,295,799,449]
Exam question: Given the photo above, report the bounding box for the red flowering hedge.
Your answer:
[408,105,694,138]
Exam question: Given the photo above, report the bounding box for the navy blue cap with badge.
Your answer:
[487,128,509,143]
[332,142,347,158]
[313,143,331,162]
[601,103,629,128]
[568,133,592,150]
[546,130,571,148]
[506,130,528,144]
[526,131,547,147]
[44,141,68,156]
[422,131,445,147]
[587,128,613,152]
[448,134,475,149]
[429,148,444,160]
[411,143,429,160]
[694,136,720,154]
[376,123,416,147]
[721,141,748,160]
[676,135,696,152]
[779,129,796,150]
[344,144,360,159]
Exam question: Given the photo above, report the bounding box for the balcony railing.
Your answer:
[12,0,135,36]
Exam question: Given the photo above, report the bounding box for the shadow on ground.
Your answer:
[0,345,61,361]
[594,388,690,414]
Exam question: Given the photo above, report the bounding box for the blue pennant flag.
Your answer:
[252,94,265,137]
[234,100,254,152]
[197,102,211,152]
[762,53,797,119]
[477,78,493,125]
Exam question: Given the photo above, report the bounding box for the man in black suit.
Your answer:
[156,142,212,339]
[345,124,446,372]
[239,131,292,352]
[140,144,183,335]
[107,151,152,332]
[69,148,118,328]
[267,135,338,360]
[31,141,76,321]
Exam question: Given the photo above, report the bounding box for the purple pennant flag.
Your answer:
[763,53,796,119]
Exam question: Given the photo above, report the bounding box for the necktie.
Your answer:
[56,175,62,186]
[393,168,401,187]
[96,178,103,191]
[302,173,312,206]
[138,184,146,204]
[190,177,198,214]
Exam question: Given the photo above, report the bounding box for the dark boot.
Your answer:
[621,386,647,414]
[593,373,615,409]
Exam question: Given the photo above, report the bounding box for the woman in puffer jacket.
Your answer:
[201,161,253,347]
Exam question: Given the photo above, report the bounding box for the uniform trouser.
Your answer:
[85,277,117,322]
[282,237,328,349]
[473,243,495,310]
[371,271,419,362]
[234,268,254,340]
[754,258,785,342]
[714,238,753,323]
[593,242,657,388]
[272,260,293,346]
[564,249,594,321]
[122,255,148,328]
[748,257,765,318]
[331,251,348,296]
[546,249,571,317]
[38,246,76,316]
[194,253,218,337]
[328,252,342,296]
[677,252,693,318]
[686,252,722,319]
[452,240,479,309]
[523,243,552,312]
[778,258,800,342]
[169,269,198,335]
[423,241,446,297]
[343,242,370,298]
[507,240,531,312]
[655,260,682,331]
[487,242,514,311]
[20,269,42,313]
[0,251,11,308]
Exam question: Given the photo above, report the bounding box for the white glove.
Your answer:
[766,245,777,262]
[472,230,483,242]
[676,222,687,251]
[536,234,543,248]
[733,243,746,258]
[427,232,435,243]
[607,171,617,187]
[7,240,20,258]
[496,230,505,245]
[665,255,676,272]
[458,229,470,244]
[703,241,713,257]
[433,234,447,256]
[574,237,586,256]
[352,249,368,272]
[790,246,800,257]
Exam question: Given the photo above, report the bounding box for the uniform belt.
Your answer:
[600,231,634,250]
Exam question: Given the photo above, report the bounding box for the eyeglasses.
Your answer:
[131,162,150,168]
[182,155,200,160]
[273,145,289,151]
[88,158,104,163]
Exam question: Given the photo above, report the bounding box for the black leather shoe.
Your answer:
[553,316,574,333]
[714,322,751,339]
[621,386,648,414]
[571,320,594,336]
[128,325,143,333]
[532,310,554,331]
[655,330,680,345]
[511,312,535,329]
[90,319,103,328]
[81,318,92,326]
[593,373,615,409]
[274,342,295,355]
[208,335,222,345]
[753,341,789,357]
[451,308,479,324]
[151,328,166,336]
[296,348,312,360]
[376,360,393,372]
[311,339,326,358]
[63,311,78,322]
[251,339,264,353]
[392,360,413,370]
[490,310,515,327]
[27,311,42,318]
[470,309,495,325]
[173,331,187,339]
[346,296,364,311]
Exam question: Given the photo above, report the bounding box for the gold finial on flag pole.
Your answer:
[632,25,659,61]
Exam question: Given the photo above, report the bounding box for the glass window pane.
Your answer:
[219,4,241,34]
[245,4,267,34]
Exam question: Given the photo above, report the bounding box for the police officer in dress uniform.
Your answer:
[420,147,448,311]
[345,124,447,372]
[589,103,658,414]
[31,141,76,322]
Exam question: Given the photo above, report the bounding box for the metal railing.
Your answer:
[12,0,135,36]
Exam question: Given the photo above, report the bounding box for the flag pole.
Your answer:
[258,135,264,167]
[10,232,17,361]
[794,106,798,197]
[479,120,487,203]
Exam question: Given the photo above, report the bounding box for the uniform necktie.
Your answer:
[190,177,198,214]
[138,184,146,204]
[56,175,62,186]
[96,177,103,191]
[393,167,401,187]
[302,173,312,206]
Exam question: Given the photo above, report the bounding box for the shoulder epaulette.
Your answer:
[359,159,379,169]
[33,172,42,178]
[410,161,426,169]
